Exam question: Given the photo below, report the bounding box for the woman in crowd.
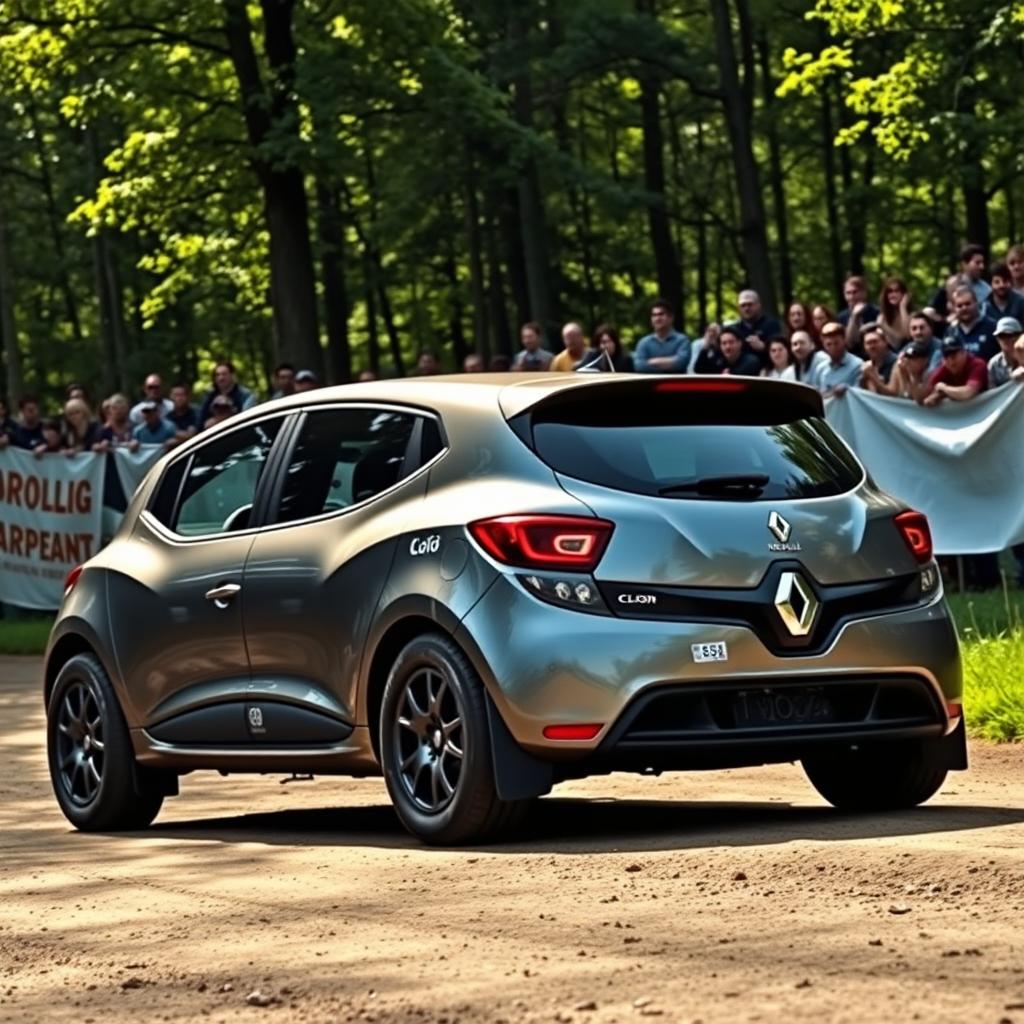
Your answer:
[878,277,913,349]
[785,330,828,384]
[764,337,792,379]
[61,398,103,454]
[97,393,139,450]
[694,323,725,374]
[786,302,818,346]
[811,305,834,339]
[592,324,634,372]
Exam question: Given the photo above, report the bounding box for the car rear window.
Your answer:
[525,391,863,500]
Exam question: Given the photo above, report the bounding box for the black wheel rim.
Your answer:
[393,666,464,814]
[55,680,106,807]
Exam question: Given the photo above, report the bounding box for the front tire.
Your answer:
[47,653,165,831]
[380,634,528,845]
[802,739,948,811]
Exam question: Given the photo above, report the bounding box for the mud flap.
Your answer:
[936,717,968,771]
[484,693,554,800]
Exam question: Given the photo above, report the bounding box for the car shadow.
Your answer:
[137,796,1024,854]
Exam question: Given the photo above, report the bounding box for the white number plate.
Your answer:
[691,642,728,663]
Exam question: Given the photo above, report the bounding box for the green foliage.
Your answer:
[0,616,53,656]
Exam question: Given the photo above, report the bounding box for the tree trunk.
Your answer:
[222,0,322,375]
[820,86,845,305]
[363,254,380,377]
[963,172,990,251]
[500,188,531,331]
[708,0,776,314]
[315,179,351,384]
[441,236,469,368]
[0,189,24,407]
[464,183,489,359]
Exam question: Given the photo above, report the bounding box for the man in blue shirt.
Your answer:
[946,286,998,361]
[133,402,177,447]
[818,322,864,396]
[634,300,691,373]
[984,263,1024,323]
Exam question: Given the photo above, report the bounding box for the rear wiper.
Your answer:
[658,473,769,496]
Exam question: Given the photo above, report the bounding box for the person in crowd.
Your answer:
[785,330,828,385]
[1014,335,1024,381]
[811,304,835,337]
[718,327,762,376]
[921,337,988,406]
[271,362,297,400]
[818,322,864,396]
[1006,244,1024,295]
[838,275,880,350]
[687,322,719,372]
[415,350,441,376]
[732,290,781,361]
[295,369,319,391]
[96,394,138,450]
[132,401,176,446]
[204,394,236,430]
[764,337,792,379]
[551,322,595,371]
[694,324,725,374]
[883,340,933,402]
[37,419,63,456]
[166,383,199,446]
[945,286,998,360]
[593,324,634,372]
[129,374,174,425]
[988,317,1022,389]
[877,277,913,349]
[66,382,89,404]
[14,395,45,450]
[198,361,256,424]
[905,312,943,372]
[513,322,553,371]
[61,398,103,454]
[488,354,511,371]
[462,352,485,373]
[984,263,1024,322]
[634,299,691,373]
[0,399,17,448]
[785,302,818,345]
[859,326,898,392]
[958,243,991,306]
[357,369,377,382]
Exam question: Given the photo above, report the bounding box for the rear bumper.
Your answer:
[457,573,962,757]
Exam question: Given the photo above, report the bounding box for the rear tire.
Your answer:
[380,633,530,845]
[47,653,165,831]
[802,739,948,811]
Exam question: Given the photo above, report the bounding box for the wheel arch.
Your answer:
[44,625,119,711]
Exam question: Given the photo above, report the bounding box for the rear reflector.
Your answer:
[543,723,603,741]
[63,565,84,595]
[894,510,933,564]
[655,379,746,393]
[469,515,613,571]
[946,702,962,720]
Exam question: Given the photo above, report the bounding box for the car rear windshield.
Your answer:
[527,398,863,501]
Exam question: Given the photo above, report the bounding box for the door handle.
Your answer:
[205,582,241,609]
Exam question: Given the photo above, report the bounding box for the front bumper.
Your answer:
[456,573,961,758]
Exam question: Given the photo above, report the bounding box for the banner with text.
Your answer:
[825,385,1024,555]
[0,447,106,609]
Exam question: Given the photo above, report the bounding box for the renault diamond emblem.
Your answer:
[768,511,802,552]
[774,571,818,637]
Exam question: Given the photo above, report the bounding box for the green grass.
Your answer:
[0,616,54,655]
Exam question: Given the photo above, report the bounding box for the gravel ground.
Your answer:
[2,656,1024,1024]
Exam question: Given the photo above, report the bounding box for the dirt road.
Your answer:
[3,657,1024,1024]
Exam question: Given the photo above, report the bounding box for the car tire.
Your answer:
[47,653,165,831]
[380,633,530,845]
[802,740,948,811]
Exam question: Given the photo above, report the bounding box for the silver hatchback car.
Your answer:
[45,374,964,844]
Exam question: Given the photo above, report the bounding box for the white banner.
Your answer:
[825,385,1024,555]
[0,448,106,610]
[111,444,163,502]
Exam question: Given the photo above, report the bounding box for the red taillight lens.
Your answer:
[63,565,84,595]
[655,379,746,393]
[468,515,613,571]
[542,723,603,741]
[894,510,932,564]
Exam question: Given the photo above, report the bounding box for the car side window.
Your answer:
[274,407,419,525]
[165,419,282,536]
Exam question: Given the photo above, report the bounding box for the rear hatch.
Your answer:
[504,377,920,593]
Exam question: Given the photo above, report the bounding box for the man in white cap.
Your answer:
[988,316,1022,388]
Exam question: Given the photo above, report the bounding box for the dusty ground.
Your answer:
[2,658,1024,1024]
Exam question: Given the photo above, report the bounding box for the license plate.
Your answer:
[732,687,835,728]
[691,641,728,663]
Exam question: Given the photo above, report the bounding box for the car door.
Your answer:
[241,404,435,731]
[106,414,288,732]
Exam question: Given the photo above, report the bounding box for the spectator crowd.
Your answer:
[2,242,1023,587]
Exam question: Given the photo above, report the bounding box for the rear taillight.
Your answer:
[894,510,932,564]
[468,515,613,571]
[63,565,84,596]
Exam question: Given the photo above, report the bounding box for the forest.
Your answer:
[0,0,1021,401]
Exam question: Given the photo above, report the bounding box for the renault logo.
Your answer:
[774,571,818,637]
[768,511,802,552]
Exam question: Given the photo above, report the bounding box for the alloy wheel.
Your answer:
[55,680,106,807]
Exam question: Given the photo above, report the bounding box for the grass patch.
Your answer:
[0,616,54,656]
